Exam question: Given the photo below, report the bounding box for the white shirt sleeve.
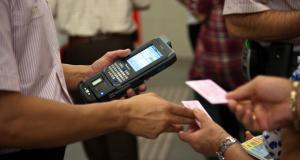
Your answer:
[223,0,271,15]
[0,1,21,91]
[132,0,151,10]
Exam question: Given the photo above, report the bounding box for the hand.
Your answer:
[179,109,230,156]
[89,49,146,98]
[121,93,195,139]
[89,49,130,75]
[226,76,294,131]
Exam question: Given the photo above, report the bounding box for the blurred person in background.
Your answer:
[177,0,206,52]
[49,0,151,160]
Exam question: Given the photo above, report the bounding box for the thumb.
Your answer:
[245,131,254,141]
[91,49,131,73]
[105,49,131,61]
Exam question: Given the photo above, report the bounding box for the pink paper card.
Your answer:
[182,100,211,127]
[186,79,228,104]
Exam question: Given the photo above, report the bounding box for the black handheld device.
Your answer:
[79,36,177,103]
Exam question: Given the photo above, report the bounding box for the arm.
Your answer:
[0,91,194,148]
[0,91,124,148]
[225,10,300,41]
[62,64,92,91]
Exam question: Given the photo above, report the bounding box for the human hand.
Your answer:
[179,109,230,156]
[89,49,146,98]
[226,76,294,131]
[121,93,195,138]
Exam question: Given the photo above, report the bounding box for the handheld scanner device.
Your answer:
[79,36,177,103]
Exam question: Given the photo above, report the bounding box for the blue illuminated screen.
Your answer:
[127,45,163,72]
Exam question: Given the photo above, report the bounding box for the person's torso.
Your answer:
[54,0,136,36]
[189,0,245,88]
[10,0,72,103]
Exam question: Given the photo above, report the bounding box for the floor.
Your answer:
[63,58,207,160]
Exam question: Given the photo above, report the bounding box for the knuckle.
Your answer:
[148,92,158,97]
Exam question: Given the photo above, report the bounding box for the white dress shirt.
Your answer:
[48,0,151,36]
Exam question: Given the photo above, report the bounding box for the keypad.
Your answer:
[107,62,131,84]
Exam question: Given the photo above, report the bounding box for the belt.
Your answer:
[69,32,136,44]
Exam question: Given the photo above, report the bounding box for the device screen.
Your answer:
[127,45,163,72]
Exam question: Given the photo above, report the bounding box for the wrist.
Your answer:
[114,99,130,131]
[215,131,231,153]
[216,133,237,160]
[63,64,92,91]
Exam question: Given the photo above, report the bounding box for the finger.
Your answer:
[126,88,136,98]
[170,105,195,118]
[169,115,194,124]
[227,99,238,112]
[187,123,199,132]
[234,104,245,120]
[193,109,211,125]
[91,49,131,72]
[254,105,269,130]
[245,131,254,140]
[164,124,184,133]
[242,109,254,130]
[138,83,147,93]
[226,80,256,101]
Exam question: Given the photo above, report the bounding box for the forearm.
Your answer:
[0,92,125,148]
[225,10,300,41]
[63,64,93,91]
[224,143,255,160]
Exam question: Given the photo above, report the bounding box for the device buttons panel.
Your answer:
[107,62,132,84]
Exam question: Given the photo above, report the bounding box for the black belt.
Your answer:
[69,32,137,44]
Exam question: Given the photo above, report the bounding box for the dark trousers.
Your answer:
[62,33,138,160]
[0,147,66,160]
[188,23,202,52]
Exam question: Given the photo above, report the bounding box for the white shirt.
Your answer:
[48,0,151,36]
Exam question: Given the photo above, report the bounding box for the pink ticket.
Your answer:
[186,79,228,104]
[182,100,211,127]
